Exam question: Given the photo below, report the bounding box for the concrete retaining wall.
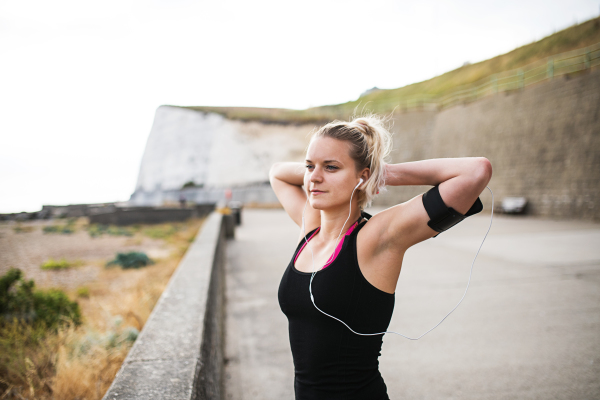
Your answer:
[89,204,215,226]
[375,68,600,221]
[130,184,279,208]
[102,212,228,400]
[0,203,119,221]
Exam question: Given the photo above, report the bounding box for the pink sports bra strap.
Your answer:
[294,221,359,269]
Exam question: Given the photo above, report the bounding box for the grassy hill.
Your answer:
[183,16,600,124]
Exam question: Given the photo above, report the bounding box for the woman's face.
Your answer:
[304,136,363,210]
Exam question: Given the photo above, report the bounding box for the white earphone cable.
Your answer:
[301,184,494,340]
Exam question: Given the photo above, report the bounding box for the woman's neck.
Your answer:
[318,204,362,244]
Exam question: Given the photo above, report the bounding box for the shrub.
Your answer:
[33,289,82,328]
[0,269,35,323]
[75,316,139,355]
[106,252,154,269]
[106,327,139,348]
[182,181,203,189]
[0,268,82,329]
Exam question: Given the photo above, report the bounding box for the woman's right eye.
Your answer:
[305,164,314,170]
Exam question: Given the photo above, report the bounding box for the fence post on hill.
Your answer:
[518,69,524,90]
[547,59,554,80]
[585,51,591,69]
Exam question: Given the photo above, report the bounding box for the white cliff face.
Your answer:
[135,106,218,192]
[133,106,314,195]
[206,118,313,186]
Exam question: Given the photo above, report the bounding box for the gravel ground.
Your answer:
[0,219,173,290]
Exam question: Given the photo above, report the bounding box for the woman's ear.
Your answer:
[360,168,371,186]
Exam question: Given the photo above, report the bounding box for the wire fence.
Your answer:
[374,41,600,112]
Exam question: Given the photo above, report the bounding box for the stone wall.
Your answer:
[375,68,600,221]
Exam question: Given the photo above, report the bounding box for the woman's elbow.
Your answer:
[474,157,493,185]
[269,162,281,181]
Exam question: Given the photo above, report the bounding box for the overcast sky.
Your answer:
[1,0,599,213]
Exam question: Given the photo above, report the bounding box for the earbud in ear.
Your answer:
[355,178,364,190]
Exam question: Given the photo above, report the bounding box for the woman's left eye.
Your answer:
[305,164,337,171]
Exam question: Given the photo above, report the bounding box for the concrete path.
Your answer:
[224,209,600,400]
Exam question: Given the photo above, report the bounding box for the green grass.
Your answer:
[87,224,135,238]
[43,218,78,235]
[87,223,182,240]
[183,16,600,123]
[0,319,59,397]
[141,224,180,240]
[13,225,35,233]
[76,286,90,298]
[43,224,74,234]
[40,258,82,270]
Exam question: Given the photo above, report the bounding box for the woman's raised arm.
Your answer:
[269,162,320,228]
[385,157,492,214]
[371,157,492,250]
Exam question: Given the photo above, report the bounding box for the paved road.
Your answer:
[224,209,600,400]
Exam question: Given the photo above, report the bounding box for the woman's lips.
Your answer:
[311,190,325,195]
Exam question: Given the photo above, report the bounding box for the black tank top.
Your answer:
[278,212,395,400]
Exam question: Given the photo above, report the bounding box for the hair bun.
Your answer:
[354,119,373,135]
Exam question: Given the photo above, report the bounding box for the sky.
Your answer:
[1,0,599,213]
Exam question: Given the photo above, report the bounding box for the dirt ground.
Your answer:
[0,217,205,400]
[0,218,174,291]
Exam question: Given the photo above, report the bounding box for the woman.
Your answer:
[269,114,492,400]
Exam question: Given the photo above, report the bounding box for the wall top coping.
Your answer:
[102,212,224,400]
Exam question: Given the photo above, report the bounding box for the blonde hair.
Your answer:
[311,113,393,209]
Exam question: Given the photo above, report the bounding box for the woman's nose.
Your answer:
[310,167,323,182]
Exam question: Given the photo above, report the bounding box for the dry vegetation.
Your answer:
[0,217,205,400]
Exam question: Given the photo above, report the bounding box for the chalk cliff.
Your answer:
[130,106,315,205]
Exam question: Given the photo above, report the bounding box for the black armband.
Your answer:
[422,185,483,237]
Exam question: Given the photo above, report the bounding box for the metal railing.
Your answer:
[374,41,600,112]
